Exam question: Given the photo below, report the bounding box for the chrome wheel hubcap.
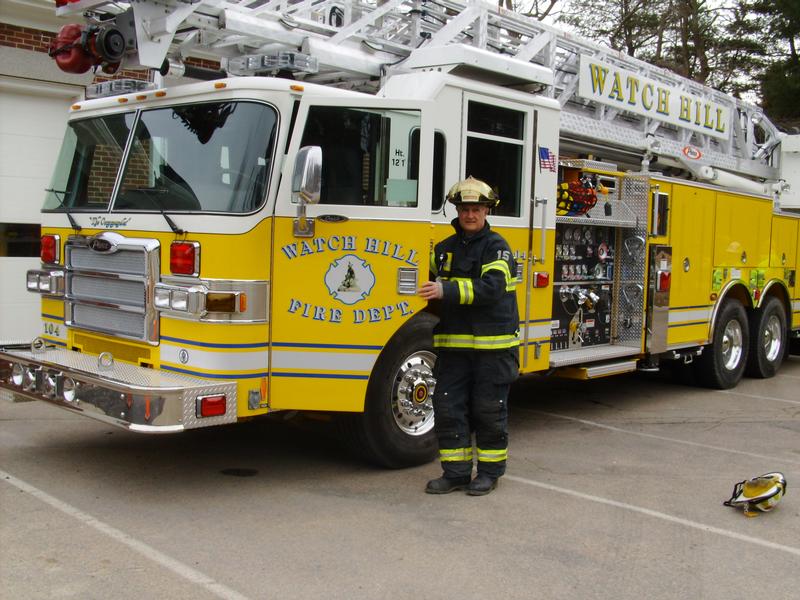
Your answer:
[721,319,743,371]
[391,350,436,436]
[762,315,782,363]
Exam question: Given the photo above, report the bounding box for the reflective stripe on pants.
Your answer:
[432,349,516,478]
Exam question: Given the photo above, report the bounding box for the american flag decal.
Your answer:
[538,146,557,172]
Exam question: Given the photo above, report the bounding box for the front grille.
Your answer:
[65,233,160,343]
[69,246,148,275]
[72,304,146,339]
[70,274,145,306]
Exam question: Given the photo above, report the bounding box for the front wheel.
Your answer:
[745,296,787,379]
[694,300,749,389]
[338,313,438,468]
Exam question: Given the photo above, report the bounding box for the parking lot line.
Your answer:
[505,474,800,558]
[717,390,800,405]
[526,410,800,466]
[0,468,251,600]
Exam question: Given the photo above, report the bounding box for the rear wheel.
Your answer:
[694,300,749,389]
[338,314,438,468]
[745,296,787,378]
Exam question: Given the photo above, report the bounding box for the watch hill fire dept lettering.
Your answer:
[283,235,417,324]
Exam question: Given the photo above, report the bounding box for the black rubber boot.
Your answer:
[467,473,498,496]
[425,475,471,494]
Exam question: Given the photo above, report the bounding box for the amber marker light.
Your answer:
[290,84,305,92]
[118,97,128,103]
[71,104,81,110]
[206,292,237,313]
[214,82,227,89]
[155,91,167,97]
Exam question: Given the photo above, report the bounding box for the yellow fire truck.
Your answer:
[1,0,798,466]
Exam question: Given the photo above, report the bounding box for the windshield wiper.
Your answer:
[44,188,82,232]
[129,188,185,235]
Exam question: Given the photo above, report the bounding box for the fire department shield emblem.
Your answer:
[324,254,375,305]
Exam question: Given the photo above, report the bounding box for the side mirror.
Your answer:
[292,146,321,237]
[292,146,322,206]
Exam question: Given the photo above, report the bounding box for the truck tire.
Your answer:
[745,296,787,378]
[338,313,438,468]
[694,300,749,389]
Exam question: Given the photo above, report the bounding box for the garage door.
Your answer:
[0,79,77,342]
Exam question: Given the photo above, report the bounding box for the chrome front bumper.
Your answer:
[0,341,237,432]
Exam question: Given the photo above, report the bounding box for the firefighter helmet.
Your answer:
[724,472,786,517]
[446,176,500,208]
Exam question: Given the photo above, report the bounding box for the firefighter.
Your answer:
[418,176,520,495]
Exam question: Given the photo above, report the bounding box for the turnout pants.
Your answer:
[432,349,518,479]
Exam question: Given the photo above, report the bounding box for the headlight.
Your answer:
[22,366,38,391]
[25,269,64,296]
[154,286,171,309]
[10,363,24,386]
[62,377,77,403]
[171,289,189,311]
[27,272,40,291]
[42,371,58,397]
[38,275,52,293]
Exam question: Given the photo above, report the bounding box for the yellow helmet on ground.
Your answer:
[446,176,500,208]
[724,472,786,517]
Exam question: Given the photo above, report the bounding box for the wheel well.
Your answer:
[389,310,439,344]
[722,283,753,310]
[760,280,792,328]
[708,283,751,342]
[371,311,438,375]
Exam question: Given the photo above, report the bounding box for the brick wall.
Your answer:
[87,145,124,204]
[0,23,52,53]
[119,139,152,192]
[0,23,220,83]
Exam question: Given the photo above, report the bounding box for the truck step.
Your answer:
[554,359,639,380]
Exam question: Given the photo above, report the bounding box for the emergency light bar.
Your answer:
[227,52,319,76]
[85,79,156,99]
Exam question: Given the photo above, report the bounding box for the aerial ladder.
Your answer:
[51,0,793,202]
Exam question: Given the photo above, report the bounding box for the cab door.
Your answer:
[269,97,433,412]
[450,92,558,373]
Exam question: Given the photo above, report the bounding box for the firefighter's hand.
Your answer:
[418,280,443,300]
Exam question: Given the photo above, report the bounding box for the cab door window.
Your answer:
[465,101,524,217]
[300,106,421,207]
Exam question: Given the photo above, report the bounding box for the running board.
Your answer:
[554,359,639,380]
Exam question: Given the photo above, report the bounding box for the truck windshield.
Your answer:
[44,101,277,214]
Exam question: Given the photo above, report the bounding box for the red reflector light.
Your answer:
[657,271,671,292]
[533,272,550,288]
[41,235,59,264]
[197,394,226,418]
[170,241,199,276]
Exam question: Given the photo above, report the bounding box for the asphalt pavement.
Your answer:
[2,356,799,599]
